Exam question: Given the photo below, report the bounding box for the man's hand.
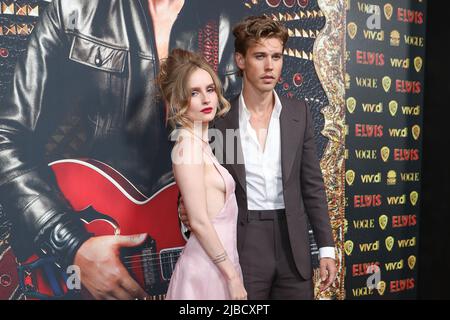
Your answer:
[319,258,337,292]
[74,234,149,300]
[178,196,192,231]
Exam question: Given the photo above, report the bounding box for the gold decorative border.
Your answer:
[0,3,40,17]
[312,0,346,300]
[0,23,36,36]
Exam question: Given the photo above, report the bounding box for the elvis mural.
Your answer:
[0,0,345,300]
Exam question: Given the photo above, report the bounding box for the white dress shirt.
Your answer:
[238,91,335,260]
[239,91,285,211]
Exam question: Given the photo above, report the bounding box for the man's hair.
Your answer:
[233,15,289,56]
[157,49,230,129]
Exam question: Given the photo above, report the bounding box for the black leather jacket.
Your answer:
[0,0,243,268]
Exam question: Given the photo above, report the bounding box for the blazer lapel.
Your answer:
[280,99,301,184]
[216,97,247,192]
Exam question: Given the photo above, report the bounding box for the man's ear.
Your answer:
[235,52,245,71]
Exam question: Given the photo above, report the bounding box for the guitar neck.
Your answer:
[121,237,182,298]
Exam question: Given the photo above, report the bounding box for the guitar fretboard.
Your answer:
[160,248,183,280]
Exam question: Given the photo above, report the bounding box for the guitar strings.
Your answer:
[122,251,181,260]
[124,256,180,264]
[122,255,181,265]
[126,264,176,272]
[124,260,180,271]
[122,250,178,259]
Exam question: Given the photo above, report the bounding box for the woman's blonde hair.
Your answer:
[157,49,231,129]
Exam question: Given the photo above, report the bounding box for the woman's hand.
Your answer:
[178,195,192,231]
[227,274,247,300]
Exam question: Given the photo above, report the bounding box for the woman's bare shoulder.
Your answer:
[172,129,204,167]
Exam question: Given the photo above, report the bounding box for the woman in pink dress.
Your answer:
[158,49,247,300]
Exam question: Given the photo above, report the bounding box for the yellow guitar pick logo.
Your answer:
[410,191,419,206]
[379,215,388,230]
[384,3,393,20]
[389,100,398,116]
[346,97,357,114]
[348,22,357,39]
[346,170,355,186]
[382,76,392,92]
[381,146,390,162]
[408,255,417,270]
[377,281,386,296]
[414,56,423,72]
[344,240,354,256]
[412,125,421,140]
[385,236,394,251]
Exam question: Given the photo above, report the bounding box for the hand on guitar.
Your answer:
[74,234,149,300]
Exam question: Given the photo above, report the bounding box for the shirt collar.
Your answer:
[239,90,283,123]
[272,91,283,119]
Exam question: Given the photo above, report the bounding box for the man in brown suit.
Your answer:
[182,15,336,299]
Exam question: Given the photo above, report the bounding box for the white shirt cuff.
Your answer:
[319,247,335,260]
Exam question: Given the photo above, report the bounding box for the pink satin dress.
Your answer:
[165,139,242,300]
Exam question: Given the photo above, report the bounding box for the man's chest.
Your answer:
[241,119,282,171]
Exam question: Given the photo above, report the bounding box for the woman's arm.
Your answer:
[172,135,239,281]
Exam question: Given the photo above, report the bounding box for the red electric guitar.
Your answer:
[17,159,186,300]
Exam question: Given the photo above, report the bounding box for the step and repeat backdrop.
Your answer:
[344,0,426,299]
